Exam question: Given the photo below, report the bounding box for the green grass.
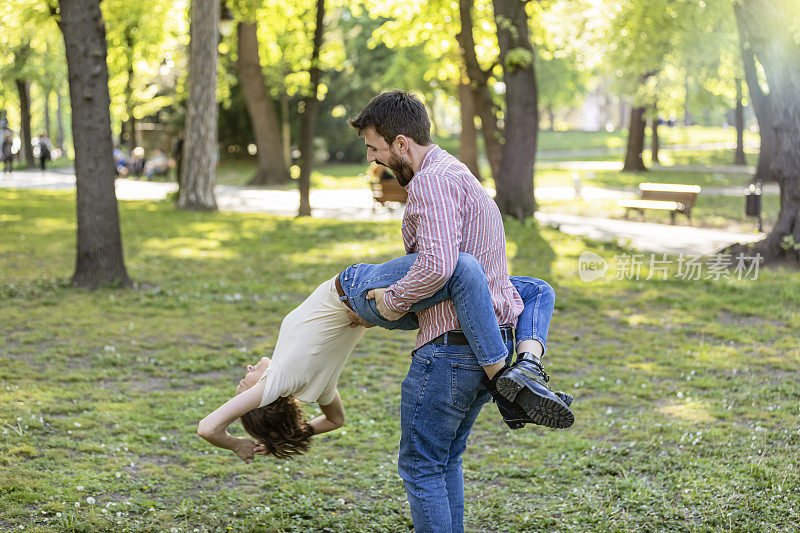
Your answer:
[3,188,798,532]
[534,166,755,190]
[535,126,759,154]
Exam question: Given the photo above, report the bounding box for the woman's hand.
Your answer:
[231,437,257,464]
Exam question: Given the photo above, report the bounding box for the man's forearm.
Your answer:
[384,259,455,313]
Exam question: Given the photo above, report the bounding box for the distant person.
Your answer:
[113,145,128,177]
[2,131,14,176]
[144,148,170,179]
[172,130,184,182]
[38,132,53,171]
[129,146,146,177]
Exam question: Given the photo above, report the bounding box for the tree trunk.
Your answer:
[683,78,693,126]
[43,90,51,139]
[55,89,65,151]
[736,3,775,182]
[297,0,325,217]
[729,0,800,265]
[623,105,647,172]
[123,27,136,152]
[58,0,131,289]
[546,104,555,131]
[734,77,747,165]
[281,94,291,168]
[457,0,503,180]
[492,0,538,220]
[457,81,481,180]
[237,21,289,185]
[650,112,660,164]
[16,80,35,168]
[177,0,219,211]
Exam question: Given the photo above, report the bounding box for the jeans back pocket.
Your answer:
[450,361,488,411]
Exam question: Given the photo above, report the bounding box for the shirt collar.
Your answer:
[418,145,441,173]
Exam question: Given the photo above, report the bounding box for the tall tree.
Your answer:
[734,77,746,165]
[457,0,503,180]
[492,0,538,220]
[236,20,289,185]
[296,0,325,217]
[57,0,131,288]
[733,0,800,264]
[603,0,706,172]
[15,78,35,168]
[457,81,481,179]
[650,110,660,164]
[177,0,219,211]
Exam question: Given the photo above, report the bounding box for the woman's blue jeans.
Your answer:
[338,253,555,365]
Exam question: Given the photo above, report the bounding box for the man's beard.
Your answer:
[378,153,414,186]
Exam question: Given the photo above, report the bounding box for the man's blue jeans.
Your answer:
[338,253,555,364]
[339,253,555,531]
[396,338,514,532]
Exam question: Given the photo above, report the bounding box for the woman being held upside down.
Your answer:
[197,253,573,462]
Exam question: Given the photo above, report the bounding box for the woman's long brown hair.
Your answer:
[240,396,314,459]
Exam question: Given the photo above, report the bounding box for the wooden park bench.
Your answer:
[368,163,407,210]
[617,182,701,225]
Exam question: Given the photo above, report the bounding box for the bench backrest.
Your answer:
[639,183,700,211]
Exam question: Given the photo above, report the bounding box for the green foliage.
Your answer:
[504,47,533,71]
[102,0,188,130]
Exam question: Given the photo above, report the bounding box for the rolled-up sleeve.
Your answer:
[383,173,462,313]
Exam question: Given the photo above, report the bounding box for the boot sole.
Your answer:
[496,374,575,429]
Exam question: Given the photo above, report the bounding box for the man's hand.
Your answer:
[231,436,256,464]
[347,309,375,329]
[367,288,404,321]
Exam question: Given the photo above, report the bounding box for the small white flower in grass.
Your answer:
[74,502,80,509]
[171,528,179,533]
[56,513,61,518]
[86,497,96,505]
[605,408,613,415]
[160,436,167,441]
[115,472,121,478]
[677,392,684,398]
[74,422,81,428]
[76,485,84,491]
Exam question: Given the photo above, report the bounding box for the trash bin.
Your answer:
[745,182,762,231]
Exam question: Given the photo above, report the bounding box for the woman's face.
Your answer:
[236,356,271,394]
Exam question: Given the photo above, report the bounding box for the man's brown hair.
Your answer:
[348,90,432,147]
[240,396,314,459]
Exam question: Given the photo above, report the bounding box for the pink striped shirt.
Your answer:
[383,145,523,349]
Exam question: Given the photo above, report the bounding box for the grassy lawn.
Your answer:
[2,189,798,532]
